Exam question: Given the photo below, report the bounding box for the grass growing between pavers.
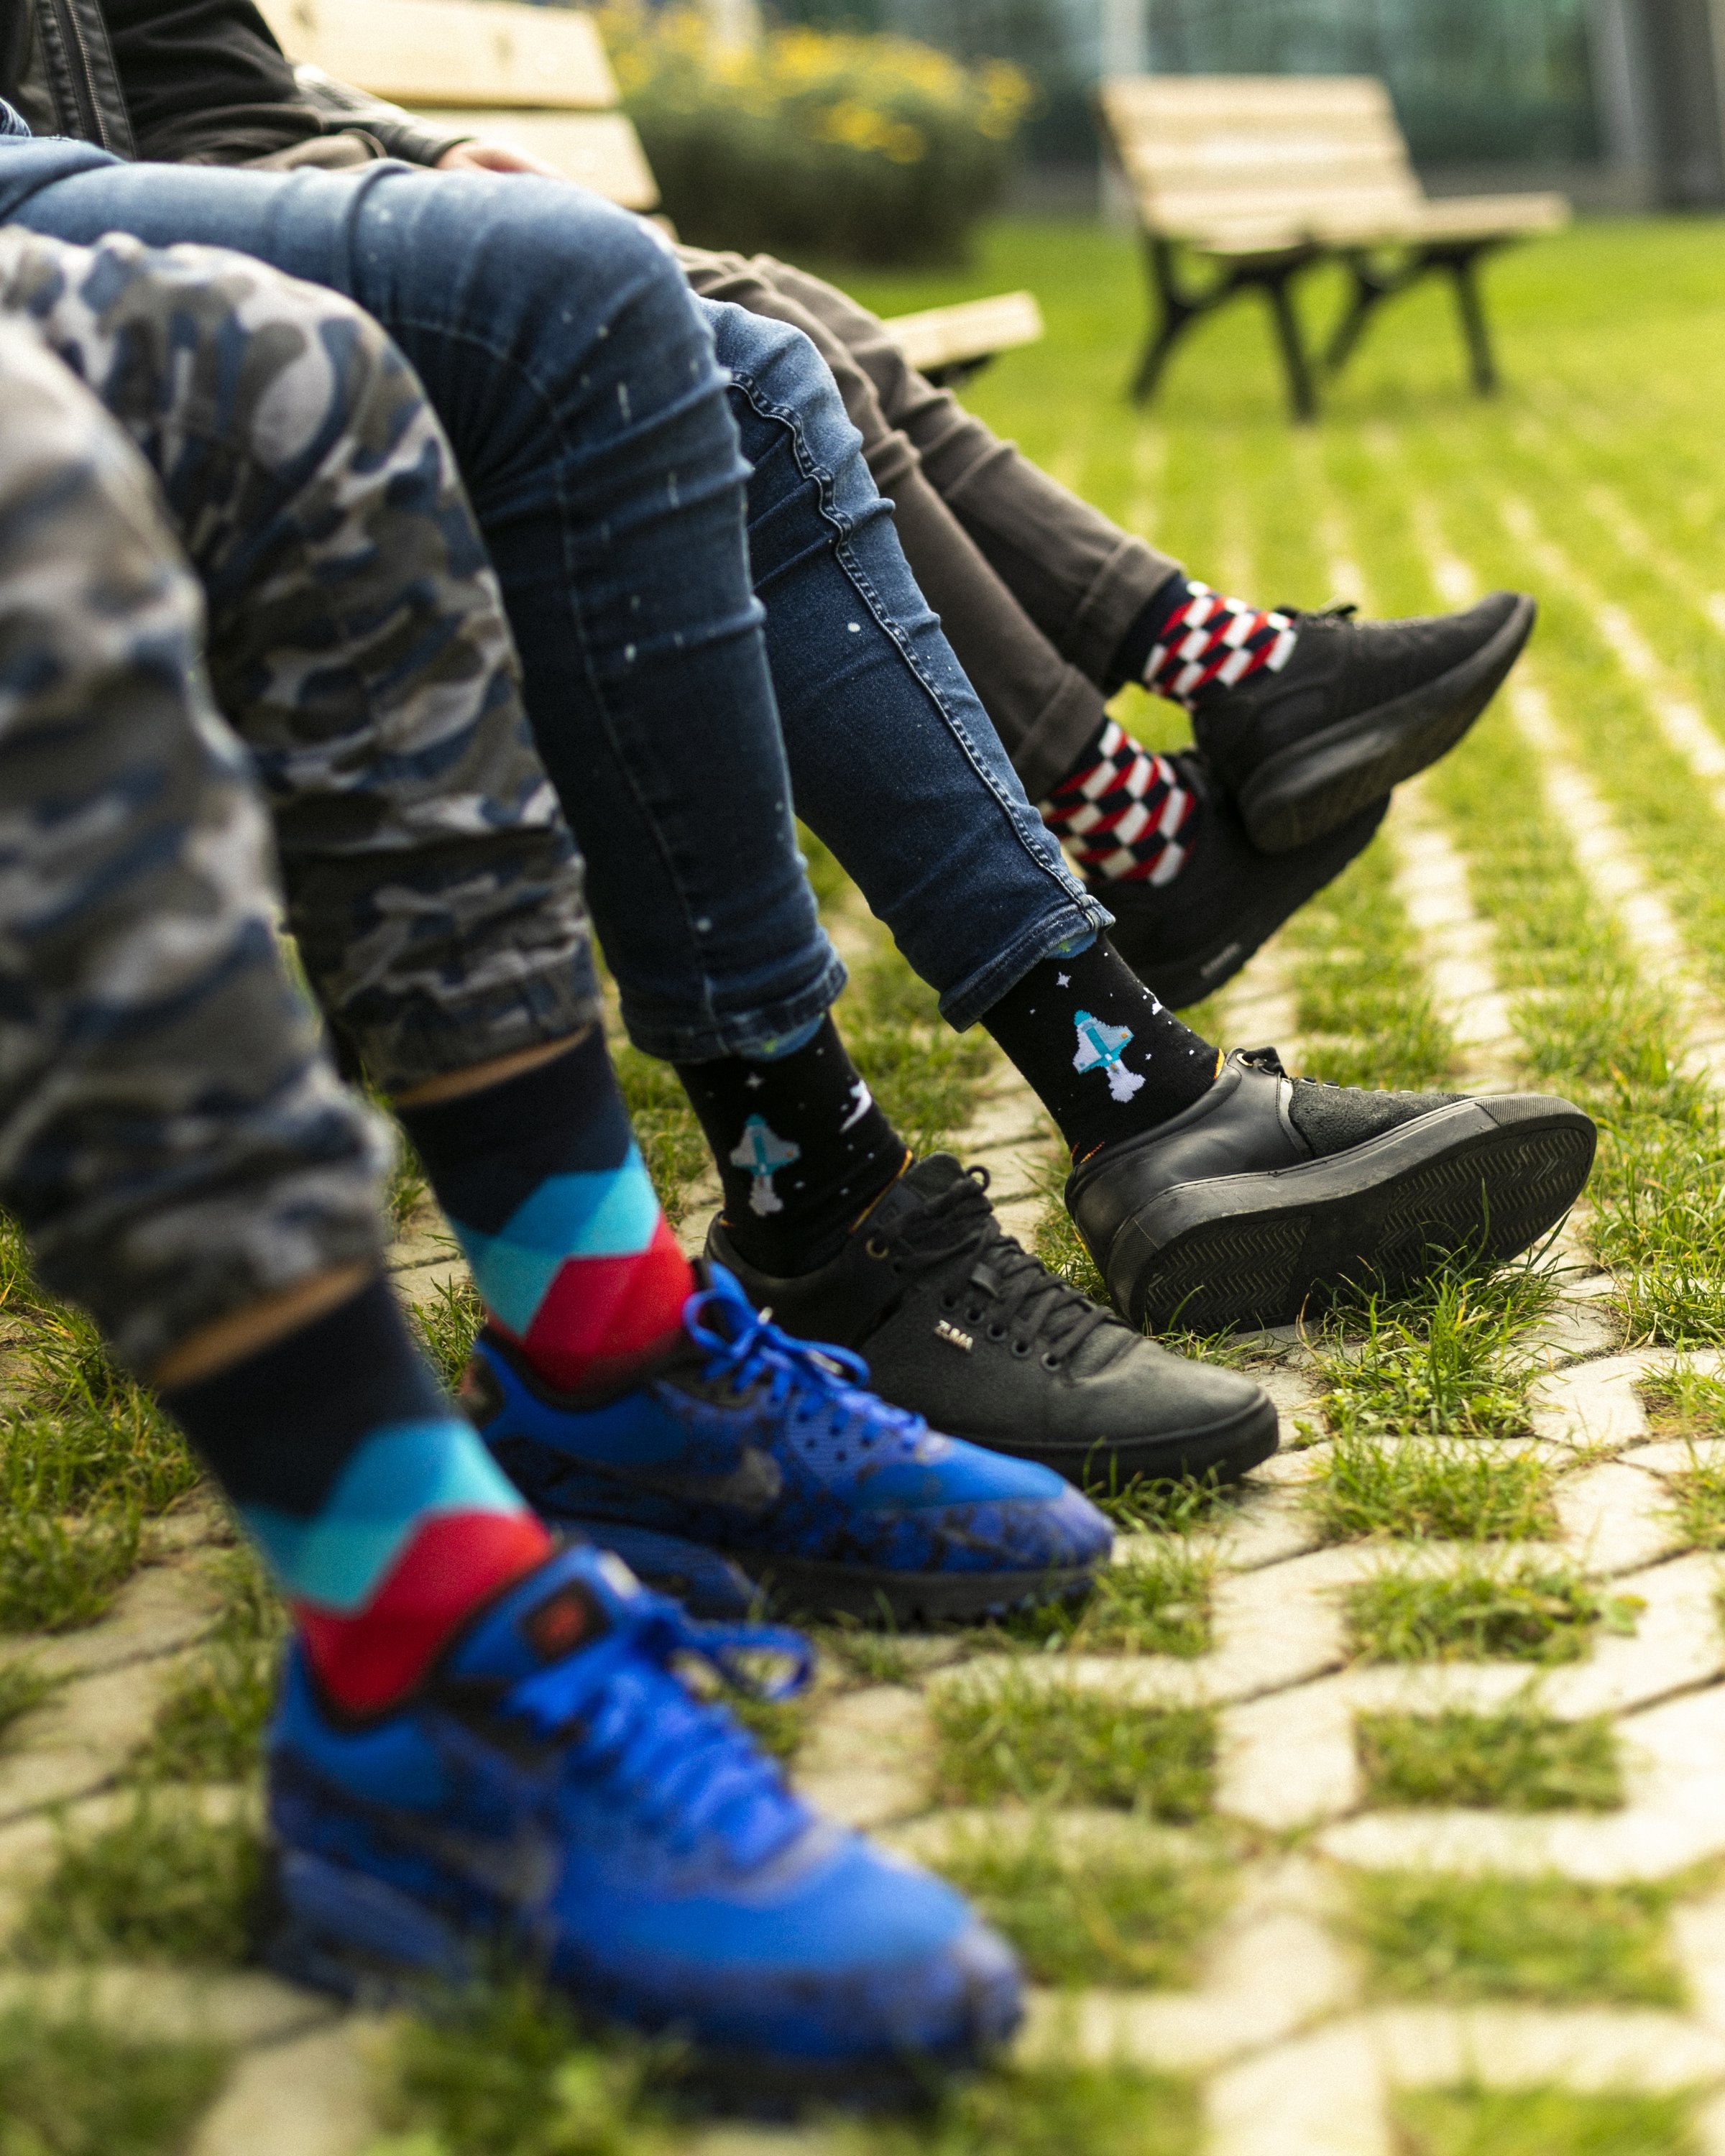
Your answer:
[0,2005,228,2156]
[932,1826,1225,1988]
[928,1670,1215,1818]
[1346,1562,1642,1664]
[1314,1268,1550,1446]
[1392,2085,1699,2156]
[9,1796,266,1968]
[1310,1439,1556,1544]
[1356,1705,1623,1811]
[1644,1366,1725,1439]
[132,1546,285,1784]
[992,1544,1214,1658]
[843,2060,1202,2156]
[0,1659,56,1749]
[1352,1872,1683,2007]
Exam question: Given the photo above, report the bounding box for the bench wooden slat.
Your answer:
[1098,70,1570,415]
[263,0,1043,382]
[410,108,659,208]
[881,291,1044,376]
[257,0,617,111]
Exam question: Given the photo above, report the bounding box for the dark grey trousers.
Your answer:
[679,246,1183,803]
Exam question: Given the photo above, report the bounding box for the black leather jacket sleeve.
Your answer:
[100,0,321,162]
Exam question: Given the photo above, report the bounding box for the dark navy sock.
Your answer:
[982,935,1218,1160]
[676,1015,907,1274]
[397,1029,693,1391]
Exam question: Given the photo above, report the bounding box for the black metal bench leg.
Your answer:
[1325,255,1388,377]
[1264,270,1318,423]
[1449,249,1498,395]
[1131,238,1198,407]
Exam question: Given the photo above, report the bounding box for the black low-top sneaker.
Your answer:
[1195,591,1535,854]
[1067,1048,1596,1335]
[707,1153,1279,1491]
[1098,749,1388,1009]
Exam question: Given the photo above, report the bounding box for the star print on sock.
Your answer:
[1072,1009,1146,1103]
[730,1114,802,1215]
[839,1077,875,1132]
[1056,972,1072,987]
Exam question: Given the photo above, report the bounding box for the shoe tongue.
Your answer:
[864,1151,971,1234]
[443,1542,635,1686]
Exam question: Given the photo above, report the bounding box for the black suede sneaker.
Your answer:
[1067,1048,1596,1335]
[706,1154,1279,1491]
[1195,592,1535,854]
[1097,749,1388,1009]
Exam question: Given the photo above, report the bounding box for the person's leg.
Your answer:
[4,220,1109,1620]
[684,247,1538,860]
[701,298,1595,1345]
[0,326,1024,2076]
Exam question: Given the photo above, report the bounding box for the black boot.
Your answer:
[1067,1048,1596,1335]
[1195,591,1535,853]
[1096,749,1388,1009]
[707,1154,1279,1491]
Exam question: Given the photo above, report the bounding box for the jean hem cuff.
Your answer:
[622,952,849,1064]
[939,894,1114,1033]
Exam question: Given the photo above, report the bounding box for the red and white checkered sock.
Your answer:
[1142,581,1298,708]
[1040,720,1199,885]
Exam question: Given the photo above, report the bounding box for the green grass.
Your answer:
[0,2007,227,2156]
[1346,1562,1642,1664]
[842,2062,1201,2156]
[991,1544,1214,1658]
[928,1670,1214,1818]
[9,1797,266,1969]
[0,1659,57,1749]
[932,1826,1224,1988]
[133,1547,285,1784]
[1353,1872,1682,2007]
[1310,1437,1556,1544]
[1394,2086,1699,2156]
[1314,1270,1550,1446]
[371,1983,668,2156]
[1356,1706,1622,1811]
[1644,1365,1725,1439]
[407,1271,487,1393]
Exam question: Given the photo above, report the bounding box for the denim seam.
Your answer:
[724,364,1096,921]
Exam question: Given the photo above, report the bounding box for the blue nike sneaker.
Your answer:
[457,1263,1112,1622]
[267,1542,1021,2084]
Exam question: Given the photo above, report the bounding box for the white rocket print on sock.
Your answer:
[730,1114,801,1215]
[839,1077,874,1132]
[1072,1009,1146,1103]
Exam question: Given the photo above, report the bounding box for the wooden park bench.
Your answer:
[1096,74,1569,420]
[256,0,1044,386]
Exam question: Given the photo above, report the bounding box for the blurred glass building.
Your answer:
[770,0,1725,210]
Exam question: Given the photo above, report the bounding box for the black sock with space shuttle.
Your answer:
[982,934,1219,1162]
[676,1015,908,1276]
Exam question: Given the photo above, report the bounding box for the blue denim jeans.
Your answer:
[7,152,1103,1046]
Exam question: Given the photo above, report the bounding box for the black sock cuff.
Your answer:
[1103,573,1194,696]
[161,1273,448,1516]
[397,1028,629,1232]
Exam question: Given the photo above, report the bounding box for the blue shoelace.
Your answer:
[684,1270,928,1453]
[505,1580,815,1863]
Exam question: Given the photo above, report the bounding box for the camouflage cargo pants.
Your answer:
[0,231,596,1371]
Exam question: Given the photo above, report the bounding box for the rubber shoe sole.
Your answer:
[267,1847,1020,2099]
[733,1550,1098,1625]
[1237,593,1535,854]
[1104,1095,1596,1335]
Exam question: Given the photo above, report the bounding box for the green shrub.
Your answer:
[602,5,1029,263]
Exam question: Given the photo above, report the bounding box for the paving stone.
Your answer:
[0,1556,221,1684]
[0,1645,201,1823]
[187,2017,386,2156]
[0,1966,334,2047]
[1671,1886,1725,2033]
[1552,1459,1684,1574]
[1201,1485,1328,1572]
[1530,1354,1658,1449]
[1218,1680,1358,1830]
[1206,2021,1389,2156]
[793,1684,929,1829]
[1362,2002,1725,2090]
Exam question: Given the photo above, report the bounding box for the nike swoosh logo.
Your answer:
[558,1445,786,1518]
